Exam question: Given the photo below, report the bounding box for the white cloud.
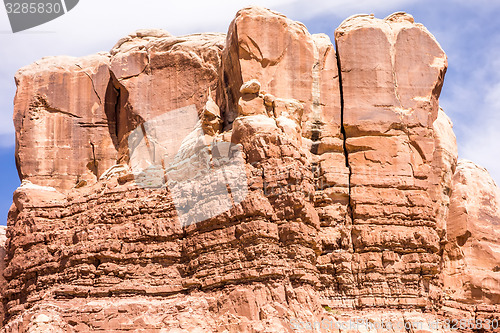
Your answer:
[459,81,500,185]
[275,0,418,20]
[437,29,500,186]
[0,133,15,148]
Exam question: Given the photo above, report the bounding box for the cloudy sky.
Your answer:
[0,0,499,225]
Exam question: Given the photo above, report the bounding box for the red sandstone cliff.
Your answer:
[2,7,499,332]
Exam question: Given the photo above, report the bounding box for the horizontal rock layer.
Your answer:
[4,6,500,333]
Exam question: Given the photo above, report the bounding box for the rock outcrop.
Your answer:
[334,13,453,309]
[443,159,500,322]
[4,6,500,333]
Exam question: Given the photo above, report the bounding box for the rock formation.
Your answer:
[3,6,499,333]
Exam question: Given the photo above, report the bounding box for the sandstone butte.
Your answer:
[1,6,499,333]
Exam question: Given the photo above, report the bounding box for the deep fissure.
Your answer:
[335,43,354,229]
[90,141,98,177]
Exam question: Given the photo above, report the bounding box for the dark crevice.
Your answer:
[89,141,98,177]
[107,69,146,164]
[335,42,355,248]
[335,46,349,169]
[114,87,120,146]
[403,318,411,333]
[104,74,120,150]
[219,22,243,130]
[456,230,471,247]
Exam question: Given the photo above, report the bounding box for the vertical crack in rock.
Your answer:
[140,122,154,162]
[107,69,145,163]
[220,22,243,129]
[310,45,322,156]
[89,141,98,177]
[75,63,102,105]
[112,85,121,149]
[335,43,354,235]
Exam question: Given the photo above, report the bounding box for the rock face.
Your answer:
[109,30,224,162]
[0,226,6,326]
[4,6,500,333]
[14,54,117,190]
[334,13,453,309]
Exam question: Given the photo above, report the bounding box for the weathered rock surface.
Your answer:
[334,12,454,309]
[0,226,6,326]
[109,30,224,162]
[4,6,500,333]
[442,160,500,324]
[14,54,117,190]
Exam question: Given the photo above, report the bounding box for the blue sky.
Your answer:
[0,0,499,225]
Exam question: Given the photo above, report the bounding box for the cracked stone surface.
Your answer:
[442,159,500,319]
[334,12,453,309]
[14,54,117,190]
[4,6,500,333]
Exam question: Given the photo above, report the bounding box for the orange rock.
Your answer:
[444,160,500,305]
[5,6,500,332]
[14,54,117,190]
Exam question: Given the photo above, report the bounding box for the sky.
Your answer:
[0,0,499,225]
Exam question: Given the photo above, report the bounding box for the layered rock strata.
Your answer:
[333,13,453,309]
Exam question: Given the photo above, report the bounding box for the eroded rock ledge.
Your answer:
[4,6,500,333]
